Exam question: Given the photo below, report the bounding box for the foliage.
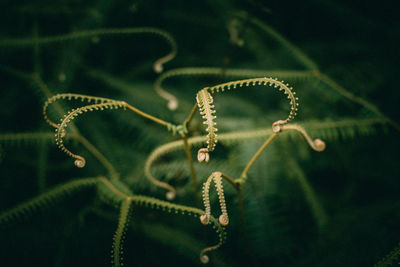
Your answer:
[0,0,399,266]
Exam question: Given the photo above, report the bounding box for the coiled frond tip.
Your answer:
[200,214,210,225]
[165,191,176,200]
[74,157,86,168]
[200,254,209,264]
[219,214,229,226]
[313,138,326,152]
[197,148,210,163]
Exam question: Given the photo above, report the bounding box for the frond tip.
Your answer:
[196,77,298,161]
[282,124,326,152]
[200,172,229,227]
[197,148,210,163]
[54,100,126,167]
[196,88,218,162]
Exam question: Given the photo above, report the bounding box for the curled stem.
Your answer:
[281,124,326,152]
[238,132,279,184]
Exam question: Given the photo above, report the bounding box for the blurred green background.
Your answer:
[0,0,399,266]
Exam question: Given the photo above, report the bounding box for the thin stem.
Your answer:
[184,103,198,128]
[220,173,239,190]
[123,102,170,127]
[238,132,279,183]
[182,135,201,207]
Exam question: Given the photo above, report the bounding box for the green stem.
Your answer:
[237,132,279,184]
[182,135,201,207]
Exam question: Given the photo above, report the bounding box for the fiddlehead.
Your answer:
[97,177,226,264]
[144,140,180,200]
[197,77,298,162]
[196,88,218,163]
[154,67,313,110]
[200,172,229,227]
[55,101,126,167]
[282,124,326,152]
[43,93,121,130]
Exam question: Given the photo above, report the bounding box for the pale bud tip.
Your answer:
[200,254,209,264]
[200,214,209,225]
[272,124,281,133]
[166,191,176,200]
[197,149,210,163]
[219,214,229,226]
[313,139,326,152]
[74,158,86,168]
[154,63,163,73]
[167,100,178,110]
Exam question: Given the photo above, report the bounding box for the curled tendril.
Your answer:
[200,172,229,227]
[74,156,86,168]
[282,124,326,152]
[43,93,120,132]
[55,101,125,167]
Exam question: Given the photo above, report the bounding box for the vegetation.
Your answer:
[0,1,399,266]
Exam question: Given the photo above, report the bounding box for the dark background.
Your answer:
[0,0,399,266]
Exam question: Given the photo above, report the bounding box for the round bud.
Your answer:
[166,191,176,200]
[153,63,163,73]
[272,124,281,133]
[200,254,209,264]
[200,214,209,225]
[197,149,210,163]
[219,214,229,226]
[313,139,326,152]
[74,158,86,168]
[167,101,178,111]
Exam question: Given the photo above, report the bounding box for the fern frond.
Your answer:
[196,88,218,162]
[55,101,126,167]
[196,77,298,161]
[112,197,132,267]
[154,67,313,110]
[96,176,226,264]
[0,177,98,226]
[235,11,400,131]
[0,27,177,73]
[43,93,122,129]
[144,118,382,195]
[200,172,229,227]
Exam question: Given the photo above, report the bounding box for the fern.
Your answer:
[0,177,98,226]
[196,77,298,161]
[111,197,132,267]
[155,67,314,110]
[55,101,126,168]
